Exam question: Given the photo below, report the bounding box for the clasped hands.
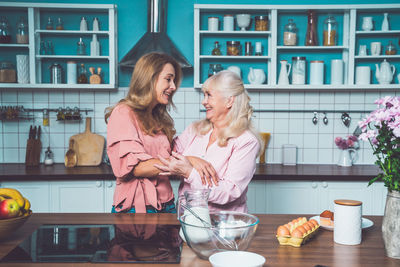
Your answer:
[154,151,219,187]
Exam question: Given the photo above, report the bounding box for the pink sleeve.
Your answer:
[107,105,152,179]
[173,124,195,153]
[186,133,260,205]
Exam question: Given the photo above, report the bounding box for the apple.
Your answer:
[0,199,20,219]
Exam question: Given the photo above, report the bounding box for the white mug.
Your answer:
[208,17,219,31]
[334,199,362,245]
[331,59,344,85]
[356,66,371,85]
[358,45,367,56]
[371,42,382,56]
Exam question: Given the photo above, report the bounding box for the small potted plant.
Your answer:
[334,135,359,167]
[358,96,400,259]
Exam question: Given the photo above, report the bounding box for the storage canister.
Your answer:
[330,59,344,85]
[291,56,306,84]
[310,60,324,85]
[226,41,241,56]
[334,199,362,245]
[208,17,219,31]
[0,61,16,83]
[50,63,63,84]
[283,19,297,46]
[67,61,77,84]
[323,16,337,46]
[255,15,268,31]
[223,14,234,31]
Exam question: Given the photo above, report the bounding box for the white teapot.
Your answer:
[375,59,396,84]
[248,67,266,85]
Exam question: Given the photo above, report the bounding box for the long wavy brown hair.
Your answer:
[105,52,182,143]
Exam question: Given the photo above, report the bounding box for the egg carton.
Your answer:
[276,225,320,247]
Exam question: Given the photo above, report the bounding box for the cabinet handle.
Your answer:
[312,182,318,189]
[322,182,328,188]
[96,181,102,187]
[107,181,113,188]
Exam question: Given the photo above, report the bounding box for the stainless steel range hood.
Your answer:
[119,0,192,69]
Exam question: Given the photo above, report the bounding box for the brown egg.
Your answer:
[296,225,307,235]
[291,228,303,238]
[309,219,319,227]
[277,225,290,236]
[302,223,312,232]
[306,221,315,230]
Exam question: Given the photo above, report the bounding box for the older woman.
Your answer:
[156,70,260,212]
[105,52,182,213]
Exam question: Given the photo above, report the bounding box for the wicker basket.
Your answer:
[0,211,32,240]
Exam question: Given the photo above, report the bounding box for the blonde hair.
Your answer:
[105,52,182,143]
[193,70,260,148]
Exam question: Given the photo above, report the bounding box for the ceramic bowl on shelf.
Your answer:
[179,210,259,260]
[236,14,251,31]
[0,211,32,240]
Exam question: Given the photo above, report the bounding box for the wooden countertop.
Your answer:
[0,163,380,182]
[0,213,397,266]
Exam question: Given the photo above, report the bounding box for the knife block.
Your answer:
[25,139,41,166]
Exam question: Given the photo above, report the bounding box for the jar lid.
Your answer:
[292,56,306,60]
[311,60,324,63]
[334,199,362,206]
[224,14,233,17]
[255,15,268,20]
[227,41,240,45]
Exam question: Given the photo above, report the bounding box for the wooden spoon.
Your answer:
[64,139,77,168]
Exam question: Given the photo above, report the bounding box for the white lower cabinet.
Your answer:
[104,180,116,213]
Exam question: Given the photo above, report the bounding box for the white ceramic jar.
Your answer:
[334,199,362,245]
[310,60,324,85]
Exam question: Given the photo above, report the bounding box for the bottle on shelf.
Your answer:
[255,41,262,56]
[211,41,221,55]
[39,41,46,55]
[56,17,64,30]
[283,19,297,46]
[305,10,318,46]
[208,64,222,77]
[323,16,337,46]
[77,63,88,84]
[0,16,11,43]
[92,17,99,31]
[385,41,396,55]
[77,37,86,55]
[381,13,389,31]
[80,17,88,31]
[46,17,54,30]
[16,17,29,44]
[90,34,100,56]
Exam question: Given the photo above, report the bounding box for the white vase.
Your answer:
[16,54,29,84]
[381,13,389,31]
[337,149,356,167]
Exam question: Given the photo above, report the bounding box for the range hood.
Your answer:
[119,0,192,69]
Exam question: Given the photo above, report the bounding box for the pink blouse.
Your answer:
[107,104,174,213]
[174,124,260,212]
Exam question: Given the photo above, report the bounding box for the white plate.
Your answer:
[309,216,374,231]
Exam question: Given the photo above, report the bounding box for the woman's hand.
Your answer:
[186,156,219,187]
[154,152,193,178]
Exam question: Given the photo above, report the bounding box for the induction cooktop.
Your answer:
[1,224,182,263]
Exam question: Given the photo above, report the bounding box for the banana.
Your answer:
[0,188,25,208]
[23,197,31,211]
[0,196,6,201]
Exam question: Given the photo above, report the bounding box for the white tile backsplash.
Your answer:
[0,88,385,165]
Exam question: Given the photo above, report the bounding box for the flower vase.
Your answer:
[337,149,356,167]
[382,190,400,259]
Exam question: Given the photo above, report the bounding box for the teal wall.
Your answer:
[6,0,400,86]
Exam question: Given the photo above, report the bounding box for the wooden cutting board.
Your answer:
[69,117,105,166]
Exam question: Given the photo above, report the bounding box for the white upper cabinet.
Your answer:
[0,2,117,90]
[194,4,400,91]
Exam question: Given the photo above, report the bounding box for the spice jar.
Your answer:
[385,41,396,55]
[211,41,221,55]
[226,41,241,56]
[208,64,223,77]
[255,15,268,31]
[16,17,29,44]
[46,17,53,30]
[305,10,318,46]
[0,61,16,83]
[42,109,49,126]
[283,19,297,46]
[56,17,64,30]
[0,16,11,44]
[323,16,337,46]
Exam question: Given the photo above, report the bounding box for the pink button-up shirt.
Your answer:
[107,104,174,213]
[174,124,260,212]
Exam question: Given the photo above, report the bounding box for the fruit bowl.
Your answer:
[179,211,259,260]
[0,211,32,240]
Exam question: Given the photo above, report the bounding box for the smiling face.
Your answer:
[153,63,176,107]
[202,84,232,125]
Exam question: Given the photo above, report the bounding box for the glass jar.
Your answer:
[0,61,16,83]
[42,109,49,126]
[291,56,306,85]
[46,17,54,30]
[211,41,221,55]
[323,16,337,46]
[208,63,223,77]
[16,17,29,44]
[56,17,64,30]
[283,19,297,46]
[44,146,54,166]
[305,10,318,46]
[0,16,11,44]
[255,15,268,31]
[77,37,86,55]
[226,41,241,56]
[77,63,88,84]
[385,41,396,55]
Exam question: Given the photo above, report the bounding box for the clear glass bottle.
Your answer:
[0,16,11,44]
[208,63,223,77]
[16,17,29,44]
[56,17,64,30]
[39,41,46,55]
[385,41,396,55]
[42,109,49,126]
[283,19,297,46]
[77,63,88,84]
[305,10,318,46]
[44,146,54,166]
[77,37,86,55]
[46,17,54,30]
[211,41,221,55]
[323,16,337,46]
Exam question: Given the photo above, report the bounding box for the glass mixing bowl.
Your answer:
[179,211,259,260]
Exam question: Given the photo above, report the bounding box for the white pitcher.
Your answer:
[375,59,396,84]
[248,67,266,85]
[337,149,357,167]
[278,60,291,85]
